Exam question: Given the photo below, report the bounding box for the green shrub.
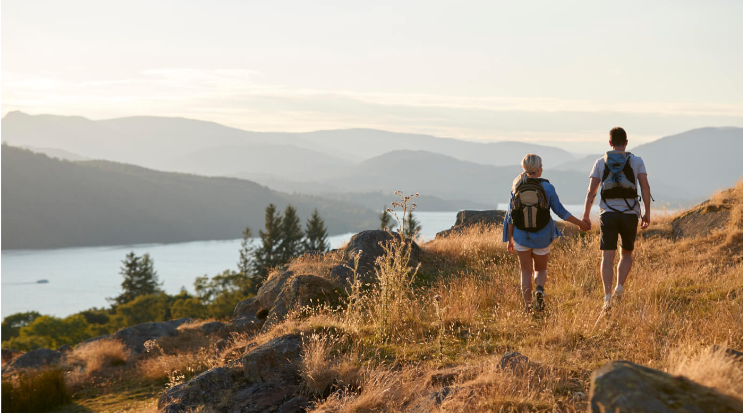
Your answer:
[1,368,71,413]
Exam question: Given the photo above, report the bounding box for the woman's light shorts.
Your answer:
[513,241,550,255]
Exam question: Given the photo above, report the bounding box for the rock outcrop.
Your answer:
[112,319,191,354]
[1,348,62,374]
[436,210,506,239]
[589,360,743,413]
[262,274,344,331]
[225,230,419,335]
[329,230,420,286]
[159,333,307,412]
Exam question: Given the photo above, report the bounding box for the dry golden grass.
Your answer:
[669,346,743,401]
[65,338,130,389]
[299,333,361,397]
[288,250,345,279]
[294,193,743,412]
[136,347,218,384]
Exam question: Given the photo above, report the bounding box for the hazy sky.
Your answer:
[3,0,742,152]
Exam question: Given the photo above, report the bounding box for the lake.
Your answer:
[2,205,613,318]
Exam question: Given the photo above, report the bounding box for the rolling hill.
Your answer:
[1,146,376,250]
[554,127,743,201]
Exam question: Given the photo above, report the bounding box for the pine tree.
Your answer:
[237,226,254,276]
[379,205,397,231]
[279,204,304,262]
[253,204,283,278]
[110,252,162,305]
[303,209,329,253]
[404,210,422,240]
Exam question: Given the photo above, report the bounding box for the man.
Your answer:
[581,127,651,310]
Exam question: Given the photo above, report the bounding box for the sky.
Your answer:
[2,0,742,153]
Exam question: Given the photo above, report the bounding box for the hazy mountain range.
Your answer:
[1,146,376,250]
[3,111,742,249]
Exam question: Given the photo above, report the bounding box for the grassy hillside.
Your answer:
[32,181,743,412]
[1,146,375,249]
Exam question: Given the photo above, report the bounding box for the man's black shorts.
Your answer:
[600,212,639,251]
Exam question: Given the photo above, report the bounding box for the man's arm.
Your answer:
[582,177,600,228]
[638,173,651,229]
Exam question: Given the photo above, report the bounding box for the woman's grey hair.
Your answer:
[511,153,543,192]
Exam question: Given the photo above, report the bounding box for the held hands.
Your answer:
[581,216,592,231]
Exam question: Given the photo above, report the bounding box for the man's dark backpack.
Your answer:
[511,178,551,232]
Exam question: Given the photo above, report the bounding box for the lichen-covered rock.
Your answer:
[2,348,62,374]
[329,230,420,286]
[240,333,303,384]
[262,275,344,331]
[589,360,743,413]
[436,210,506,239]
[158,367,235,410]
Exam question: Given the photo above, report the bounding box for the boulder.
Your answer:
[198,321,224,335]
[158,367,236,410]
[2,348,62,374]
[436,210,506,239]
[329,230,420,286]
[239,334,303,383]
[262,274,345,331]
[223,271,295,335]
[159,334,306,412]
[497,351,532,373]
[589,360,743,413]
[112,321,179,354]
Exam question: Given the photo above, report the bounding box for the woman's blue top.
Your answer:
[501,180,573,249]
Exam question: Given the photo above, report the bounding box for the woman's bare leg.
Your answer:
[517,249,534,307]
[533,253,549,287]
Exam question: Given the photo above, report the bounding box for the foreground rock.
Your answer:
[2,348,62,375]
[262,274,344,331]
[329,230,420,286]
[225,230,419,335]
[590,360,743,413]
[436,210,506,239]
[159,333,306,412]
[112,318,191,354]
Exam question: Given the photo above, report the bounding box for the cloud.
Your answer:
[3,68,743,152]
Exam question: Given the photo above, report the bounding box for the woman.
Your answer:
[503,154,588,312]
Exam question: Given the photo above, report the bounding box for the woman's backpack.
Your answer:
[511,178,551,232]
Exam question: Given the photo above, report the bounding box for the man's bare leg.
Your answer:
[601,250,616,308]
[615,248,633,298]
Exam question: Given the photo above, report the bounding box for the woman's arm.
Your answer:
[548,184,588,231]
[566,215,589,231]
[507,223,515,253]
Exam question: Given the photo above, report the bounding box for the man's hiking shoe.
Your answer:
[602,298,612,312]
[613,286,624,303]
[535,287,546,312]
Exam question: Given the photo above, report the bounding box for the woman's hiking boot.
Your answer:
[535,285,546,312]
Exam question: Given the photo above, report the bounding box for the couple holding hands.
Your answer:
[504,127,652,312]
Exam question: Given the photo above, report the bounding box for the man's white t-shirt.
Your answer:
[589,152,646,217]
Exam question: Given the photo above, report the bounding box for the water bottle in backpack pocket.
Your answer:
[511,178,551,232]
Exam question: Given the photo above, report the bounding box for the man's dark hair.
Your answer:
[610,127,627,146]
